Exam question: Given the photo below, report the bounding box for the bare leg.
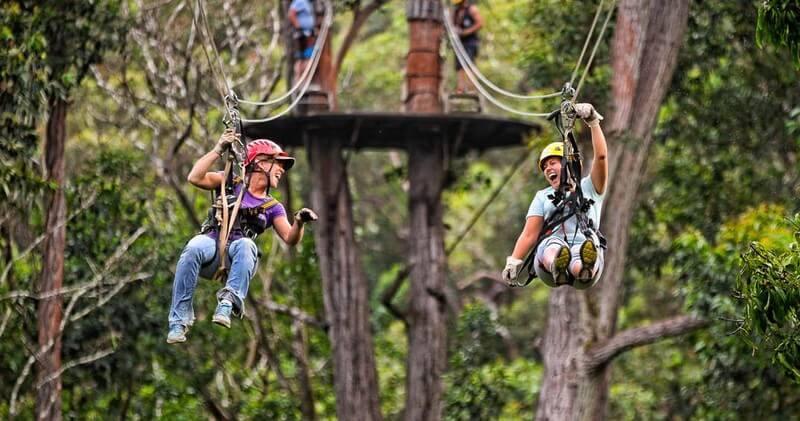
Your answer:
[456,69,466,94]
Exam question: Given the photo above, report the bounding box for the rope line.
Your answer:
[574,1,616,100]
[443,0,617,116]
[445,148,532,256]
[569,0,605,86]
[240,0,333,123]
[442,5,561,100]
[237,5,332,107]
[443,14,552,117]
[187,0,228,104]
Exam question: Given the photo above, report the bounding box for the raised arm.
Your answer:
[574,103,608,195]
[186,130,237,190]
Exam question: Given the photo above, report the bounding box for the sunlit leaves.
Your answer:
[738,213,800,382]
[756,0,800,69]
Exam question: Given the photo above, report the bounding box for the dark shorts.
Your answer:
[455,41,479,71]
[294,30,315,60]
[295,46,314,60]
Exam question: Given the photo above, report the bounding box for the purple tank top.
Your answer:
[206,182,286,242]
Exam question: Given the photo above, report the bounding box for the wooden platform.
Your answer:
[242,111,541,153]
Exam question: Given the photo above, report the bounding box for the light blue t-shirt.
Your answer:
[526,176,604,246]
[291,0,315,32]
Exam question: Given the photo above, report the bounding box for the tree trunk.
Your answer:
[37,97,67,421]
[312,1,337,109]
[405,0,443,112]
[308,135,383,421]
[404,2,447,420]
[535,2,691,420]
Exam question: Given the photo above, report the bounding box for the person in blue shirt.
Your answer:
[502,103,608,289]
[289,0,316,83]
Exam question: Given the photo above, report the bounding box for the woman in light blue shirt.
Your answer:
[502,103,608,289]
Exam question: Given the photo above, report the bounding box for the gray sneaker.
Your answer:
[212,301,233,328]
[166,324,188,344]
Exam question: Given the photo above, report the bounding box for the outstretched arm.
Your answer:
[502,215,543,283]
[272,208,318,246]
[511,215,543,260]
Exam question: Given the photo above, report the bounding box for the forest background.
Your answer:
[1,0,799,419]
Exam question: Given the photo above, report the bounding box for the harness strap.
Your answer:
[213,160,246,283]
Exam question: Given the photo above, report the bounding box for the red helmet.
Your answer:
[244,139,295,170]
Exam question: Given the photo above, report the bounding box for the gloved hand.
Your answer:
[501,256,524,284]
[213,129,239,155]
[294,208,318,224]
[574,103,604,128]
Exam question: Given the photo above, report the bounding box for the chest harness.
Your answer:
[199,178,281,240]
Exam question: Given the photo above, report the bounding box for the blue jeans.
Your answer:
[168,234,259,327]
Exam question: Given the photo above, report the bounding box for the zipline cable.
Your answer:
[442,0,608,101]
[443,0,616,118]
[569,0,605,87]
[443,16,552,117]
[188,0,234,117]
[237,2,333,107]
[574,0,615,100]
[442,4,561,100]
[240,0,333,123]
[445,148,532,256]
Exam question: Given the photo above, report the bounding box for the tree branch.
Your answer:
[584,314,710,372]
[334,0,390,75]
[380,266,410,325]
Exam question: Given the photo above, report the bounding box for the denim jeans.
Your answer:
[168,234,259,328]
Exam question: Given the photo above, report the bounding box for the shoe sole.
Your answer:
[553,246,571,285]
[166,335,186,344]
[212,315,231,328]
[579,240,597,279]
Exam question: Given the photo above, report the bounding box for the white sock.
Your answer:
[221,299,233,306]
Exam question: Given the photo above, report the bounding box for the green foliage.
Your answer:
[756,0,800,69]
[444,304,539,420]
[668,205,800,418]
[738,213,800,381]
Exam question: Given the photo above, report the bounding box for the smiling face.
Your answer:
[542,156,562,189]
[251,154,286,190]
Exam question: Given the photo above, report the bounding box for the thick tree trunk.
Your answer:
[404,2,446,420]
[535,2,691,420]
[405,0,443,112]
[405,141,447,421]
[308,135,383,421]
[37,97,67,421]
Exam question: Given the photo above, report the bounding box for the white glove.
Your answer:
[501,256,524,283]
[574,103,604,128]
[213,129,239,155]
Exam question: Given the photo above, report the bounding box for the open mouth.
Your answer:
[547,171,558,182]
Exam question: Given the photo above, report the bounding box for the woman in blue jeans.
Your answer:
[167,131,318,344]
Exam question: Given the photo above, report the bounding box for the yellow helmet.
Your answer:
[538,142,564,172]
[452,0,464,4]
